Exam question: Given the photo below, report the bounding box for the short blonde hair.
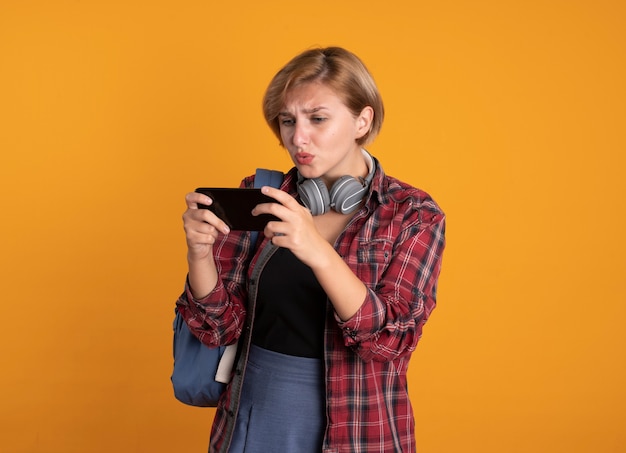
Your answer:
[262,47,384,147]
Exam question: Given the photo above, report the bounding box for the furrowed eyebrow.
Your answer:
[303,107,327,114]
[278,106,328,116]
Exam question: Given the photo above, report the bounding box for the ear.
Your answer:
[355,106,374,139]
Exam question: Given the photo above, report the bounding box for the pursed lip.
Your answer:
[294,152,314,165]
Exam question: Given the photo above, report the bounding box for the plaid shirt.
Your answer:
[177,159,446,453]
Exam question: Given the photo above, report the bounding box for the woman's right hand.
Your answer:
[183,192,231,261]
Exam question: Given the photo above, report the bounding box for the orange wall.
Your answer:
[1,1,624,452]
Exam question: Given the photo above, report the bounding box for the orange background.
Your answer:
[1,1,625,452]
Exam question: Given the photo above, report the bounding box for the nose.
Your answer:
[292,121,309,148]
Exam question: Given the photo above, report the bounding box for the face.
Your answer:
[278,82,373,185]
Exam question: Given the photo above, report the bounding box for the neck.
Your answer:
[323,149,371,187]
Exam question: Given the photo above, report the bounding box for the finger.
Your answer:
[259,186,300,208]
[194,222,222,242]
[252,187,304,221]
[184,204,231,235]
[263,222,287,245]
[185,192,213,209]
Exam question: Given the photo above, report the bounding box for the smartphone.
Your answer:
[194,188,279,231]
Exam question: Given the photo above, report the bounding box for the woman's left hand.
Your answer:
[251,186,328,267]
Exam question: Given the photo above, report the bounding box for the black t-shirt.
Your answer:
[252,247,327,358]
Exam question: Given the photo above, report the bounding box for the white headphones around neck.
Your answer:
[297,150,376,216]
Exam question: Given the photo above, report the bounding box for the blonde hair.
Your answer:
[262,47,384,146]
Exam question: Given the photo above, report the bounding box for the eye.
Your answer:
[280,118,295,126]
[311,116,327,124]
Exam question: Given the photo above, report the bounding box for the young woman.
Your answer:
[177,46,446,453]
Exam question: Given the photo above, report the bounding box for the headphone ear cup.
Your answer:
[329,176,367,215]
[297,178,330,216]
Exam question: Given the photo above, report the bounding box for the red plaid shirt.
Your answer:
[177,160,446,452]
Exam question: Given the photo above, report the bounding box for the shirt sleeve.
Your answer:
[336,198,446,362]
[175,176,257,348]
[175,274,247,348]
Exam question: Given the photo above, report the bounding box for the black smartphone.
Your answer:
[194,188,279,231]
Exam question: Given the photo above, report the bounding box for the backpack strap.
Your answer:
[214,168,284,385]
